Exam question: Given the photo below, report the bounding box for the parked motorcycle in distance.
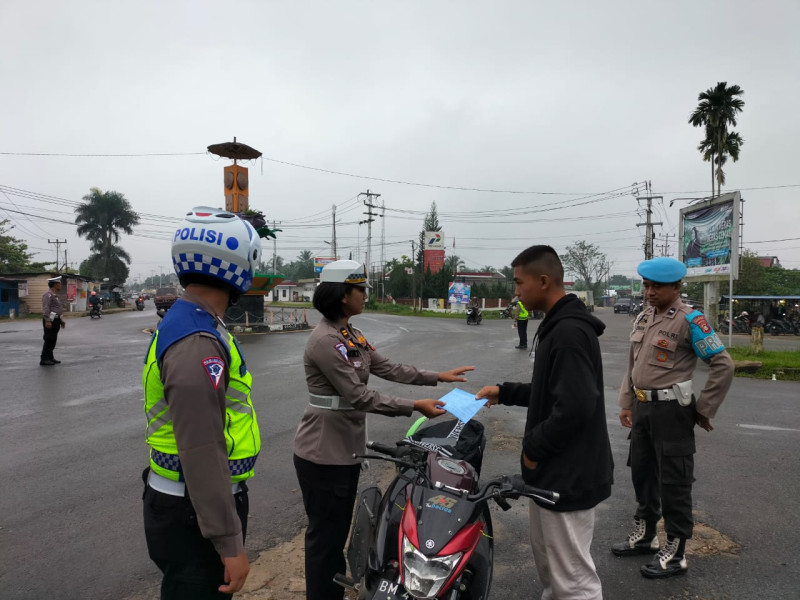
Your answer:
[135,296,145,311]
[335,419,558,600]
[466,305,482,325]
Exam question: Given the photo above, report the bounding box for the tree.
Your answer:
[284,250,315,280]
[75,188,140,281]
[258,255,286,275]
[0,220,35,273]
[732,250,764,295]
[689,82,745,197]
[561,241,610,299]
[443,254,465,275]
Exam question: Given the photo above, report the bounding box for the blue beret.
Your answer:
[637,257,687,283]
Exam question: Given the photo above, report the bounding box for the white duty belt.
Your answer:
[309,393,354,411]
[147,469,243,497]
[634,380,693,406]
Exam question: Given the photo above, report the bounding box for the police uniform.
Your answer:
[293,317,439,600]
[141,206,263,599]
[142,294,260,597]
[40,277,64,365]
[615,257,734,578]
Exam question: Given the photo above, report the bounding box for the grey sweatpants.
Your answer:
[529,502,602,600]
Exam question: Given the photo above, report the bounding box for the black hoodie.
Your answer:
[499,294,613,511]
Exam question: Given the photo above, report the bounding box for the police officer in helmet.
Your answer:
[142,207,263,598]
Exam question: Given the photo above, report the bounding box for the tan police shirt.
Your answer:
[158,293,244,558]
[294,318,439,465]
[619,297,734,419]
[42,289,63,317]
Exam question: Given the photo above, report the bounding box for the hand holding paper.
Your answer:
[439,388,487,422]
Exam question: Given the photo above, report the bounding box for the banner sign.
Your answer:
[679,192,740,279]
[425,231,445,249]
[447,281,471,305]
[313,256,336,274]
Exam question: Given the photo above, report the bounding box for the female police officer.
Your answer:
[293,259,474,600]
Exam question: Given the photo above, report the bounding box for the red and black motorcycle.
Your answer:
[335,419,558,599]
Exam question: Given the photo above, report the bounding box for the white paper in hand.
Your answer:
[439,388,487,423]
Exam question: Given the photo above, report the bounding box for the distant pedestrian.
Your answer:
[612,257,734,579]
[40,276,65,366]
[510,295,529,349]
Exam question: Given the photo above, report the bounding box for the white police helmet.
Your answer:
[172,207,262,294]
[319,260,371,288]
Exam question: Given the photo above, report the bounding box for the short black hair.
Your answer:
[179,273,240,303]
[511,245,564,284]
[313,282,360,321]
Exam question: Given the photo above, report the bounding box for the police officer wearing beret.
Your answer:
[612,257,734,578]
[293,260,474,600]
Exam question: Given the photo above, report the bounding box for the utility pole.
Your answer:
[331,205,337,260]
[48,239,67,271]
[635,181,662,260]
[410,239,417,312]
[380,198,386,299]
[358,190,380,287]
[270,220,282,274]
[654,233,674,257]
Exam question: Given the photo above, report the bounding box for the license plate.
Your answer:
[371,578,411,600]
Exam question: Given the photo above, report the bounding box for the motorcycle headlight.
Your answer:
[401,536,462,598]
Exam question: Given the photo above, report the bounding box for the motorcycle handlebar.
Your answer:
[509,475,559,503]
[365,441,401,458]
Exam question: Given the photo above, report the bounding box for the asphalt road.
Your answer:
[1,304,798,599]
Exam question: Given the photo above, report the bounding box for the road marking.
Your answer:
[737,424,800,432]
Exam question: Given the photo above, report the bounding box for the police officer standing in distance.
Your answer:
[612,257,734,579]
[40,275,65,366]
[142,207,263,598]
[293,259,474,600]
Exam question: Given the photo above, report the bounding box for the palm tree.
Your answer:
[689,82,745,197]
[75,188,140,277]
[444,254,465,275]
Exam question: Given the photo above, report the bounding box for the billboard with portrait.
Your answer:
[447,281,471,305]
[678,192,740,279]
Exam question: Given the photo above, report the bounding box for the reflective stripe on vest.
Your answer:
[143,302,260,483]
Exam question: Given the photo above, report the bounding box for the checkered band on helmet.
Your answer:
[171,206,262,293]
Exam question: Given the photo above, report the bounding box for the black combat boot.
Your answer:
[611,517,660,557]
[640,536,688,579]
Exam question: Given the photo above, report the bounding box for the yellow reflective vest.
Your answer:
[518,302,529,320]
[142,299,260,482]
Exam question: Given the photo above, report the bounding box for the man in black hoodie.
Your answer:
[477,245,613,600]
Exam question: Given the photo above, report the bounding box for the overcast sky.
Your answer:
[2,1,798,284]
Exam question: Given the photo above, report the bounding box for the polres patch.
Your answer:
[692,314,712,334]
[202,357,225,389]
[656,351,669,362]
[334,343,349,362]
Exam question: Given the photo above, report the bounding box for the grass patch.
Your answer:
[364,302,507,320]
[727,347,800,381]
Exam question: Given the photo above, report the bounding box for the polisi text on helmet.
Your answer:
[174,227,225,247]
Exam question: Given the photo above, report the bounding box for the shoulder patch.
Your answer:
[685,310,725,359]
[334,342,349,362]
[202,357,226,390]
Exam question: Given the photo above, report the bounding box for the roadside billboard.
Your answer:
[448,281,471,305]
[313,256,336,274]
[679,192,740,280]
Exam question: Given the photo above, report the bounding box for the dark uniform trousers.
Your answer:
[517,317,528,347]
[293,454,361,600]
[629,400,696,539]
[142,469,249,600]
[41,317,61,361]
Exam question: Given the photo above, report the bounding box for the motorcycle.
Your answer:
[465,306,482,325]
[135,296,145,311]
[335,419,558,600]
[499,306,512,319]
[88,303,102,319]
[766,318,796,336]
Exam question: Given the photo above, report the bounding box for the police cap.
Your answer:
[637,257,687,284]
[319,260,371,288]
